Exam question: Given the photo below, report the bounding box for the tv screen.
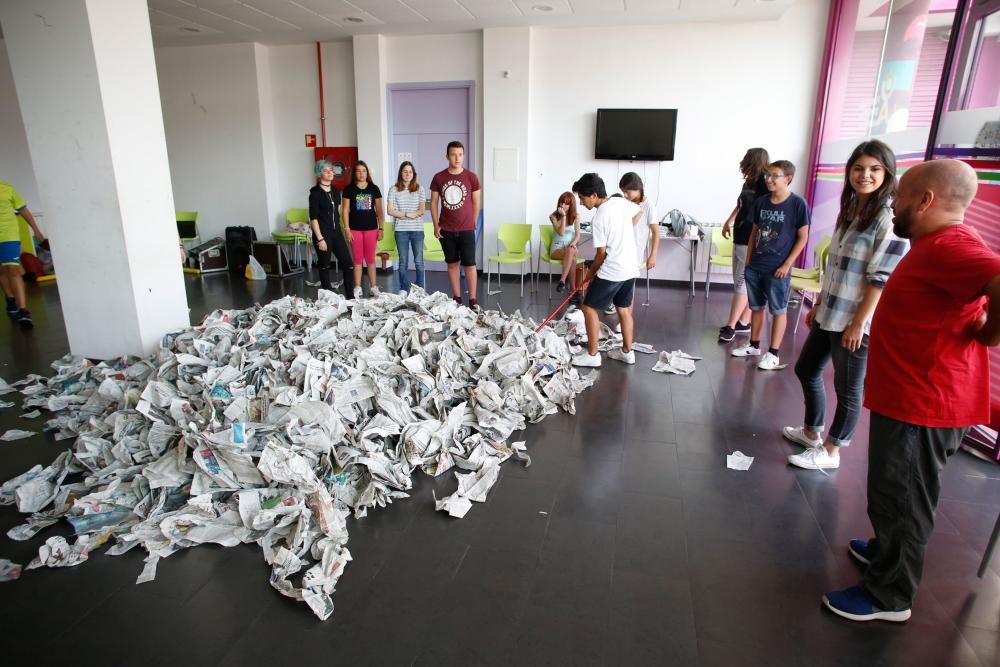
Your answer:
[595,108,677,161]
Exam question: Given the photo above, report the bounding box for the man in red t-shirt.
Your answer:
[430,141,481,307]
[823,159,1000,623]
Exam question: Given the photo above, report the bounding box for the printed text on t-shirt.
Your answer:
[440,179,468,211]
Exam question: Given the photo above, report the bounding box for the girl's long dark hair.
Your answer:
[836,140,896,234]
[352,160,374,187]
[740,148,769,185]
[618,172,645,203]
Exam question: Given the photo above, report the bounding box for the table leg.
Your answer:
[978,510,1000,577]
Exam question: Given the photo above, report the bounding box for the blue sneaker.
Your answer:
[822,585,911,623]
[848,539,872,566]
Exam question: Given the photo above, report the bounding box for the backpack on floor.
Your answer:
[225,226,257,275]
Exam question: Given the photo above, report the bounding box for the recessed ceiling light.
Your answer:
[533,5,554,12]
[180,26,201,33]
[344,16,364,23]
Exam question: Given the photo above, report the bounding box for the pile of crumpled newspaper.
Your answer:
[0,289,595,619]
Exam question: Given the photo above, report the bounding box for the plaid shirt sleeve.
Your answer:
[864,209,908,288]
[816,209,908,333]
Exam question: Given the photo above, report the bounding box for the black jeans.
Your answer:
[793,326,869,446]
[314,230,354,297]
[863,412,966,611]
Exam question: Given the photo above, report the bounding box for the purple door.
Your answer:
[388,84,473,203]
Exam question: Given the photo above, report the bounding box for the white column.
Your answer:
[482,27,532,273]
[352,34,389,187]
[0,0,189,359]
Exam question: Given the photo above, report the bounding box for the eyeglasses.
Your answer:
[764,173,787,181]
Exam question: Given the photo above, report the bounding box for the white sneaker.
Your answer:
[573,351,602,367]
[614,322,622,333]
[607,348,635,365]
[353,286,363,299]
[731,344,761,357]
[370,286,380,297]
[757,352,781,370]
[603,306,616,316]
[398,290,407,297]
[782,426,822,449]
[788,447,840,470]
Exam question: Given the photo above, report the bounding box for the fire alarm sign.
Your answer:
[305,134,317,148]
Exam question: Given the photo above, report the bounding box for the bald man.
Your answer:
[823,159,1000,622]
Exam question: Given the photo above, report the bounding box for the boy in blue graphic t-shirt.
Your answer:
[731,160,810,371]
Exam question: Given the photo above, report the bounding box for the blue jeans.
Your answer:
[744,265,791,315]
[395,230,424,291]
[793,325,869,446]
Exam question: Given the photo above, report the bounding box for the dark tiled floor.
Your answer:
[1,269,999,666]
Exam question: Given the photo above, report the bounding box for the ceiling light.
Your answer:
[344,17,364,23]
[532,5,554,12]
[180,26,201,33]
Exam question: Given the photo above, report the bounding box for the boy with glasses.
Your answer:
[731,160,810,370]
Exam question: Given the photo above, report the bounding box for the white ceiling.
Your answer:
[148,0,802,46]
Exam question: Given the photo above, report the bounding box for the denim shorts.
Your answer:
[744,265,791,315]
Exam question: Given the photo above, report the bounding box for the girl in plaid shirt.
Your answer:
[783,140,908,470]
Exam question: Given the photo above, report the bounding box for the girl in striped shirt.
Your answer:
[387,161,427,294]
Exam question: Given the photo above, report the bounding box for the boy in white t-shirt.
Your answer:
[572,173,642,367]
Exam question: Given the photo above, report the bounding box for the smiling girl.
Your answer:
[783,140,909,471]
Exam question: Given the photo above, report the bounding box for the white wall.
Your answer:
[156,43,270,242]
[527,1,827,281]
[483,27,532,266]
[0,40,40,210]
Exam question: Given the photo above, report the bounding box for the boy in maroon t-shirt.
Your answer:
[430,141,481,307]
[823,160,1000,624]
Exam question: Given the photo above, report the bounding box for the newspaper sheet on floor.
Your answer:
[652,350,703,376]
[0,288,595,619]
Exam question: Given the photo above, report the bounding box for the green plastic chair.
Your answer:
[791,235,832,281]
[538,224,584,297]
[487,223,533,297]
[287,208,310,225]
[705,226,734,297]
[176,211,199,242]
[423,222,446,262]
[376,220,399,265]
[790,235,832,333]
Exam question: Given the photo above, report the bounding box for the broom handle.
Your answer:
[534,281,588,333]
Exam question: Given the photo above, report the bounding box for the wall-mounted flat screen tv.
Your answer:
[595,108,677,161]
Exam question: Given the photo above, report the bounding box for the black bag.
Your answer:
[225,226,257,274]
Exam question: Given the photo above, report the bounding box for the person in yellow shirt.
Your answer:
[0,181,45,327]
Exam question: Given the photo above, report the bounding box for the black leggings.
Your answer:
[314,230,354,297]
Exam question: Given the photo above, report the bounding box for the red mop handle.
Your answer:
[535,281,588,333]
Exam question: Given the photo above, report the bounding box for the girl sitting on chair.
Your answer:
[549,191,580,294]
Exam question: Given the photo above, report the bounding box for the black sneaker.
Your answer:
[734,321,752,335]
[17,309,33,329]
[718,326,735,343]
[556,280,566,293]
[6,298,17,319]
[569,294,581,306]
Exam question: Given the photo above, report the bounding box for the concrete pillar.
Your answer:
[352,34,390,187]
[0,0,189,359]
[483,27,532,273]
